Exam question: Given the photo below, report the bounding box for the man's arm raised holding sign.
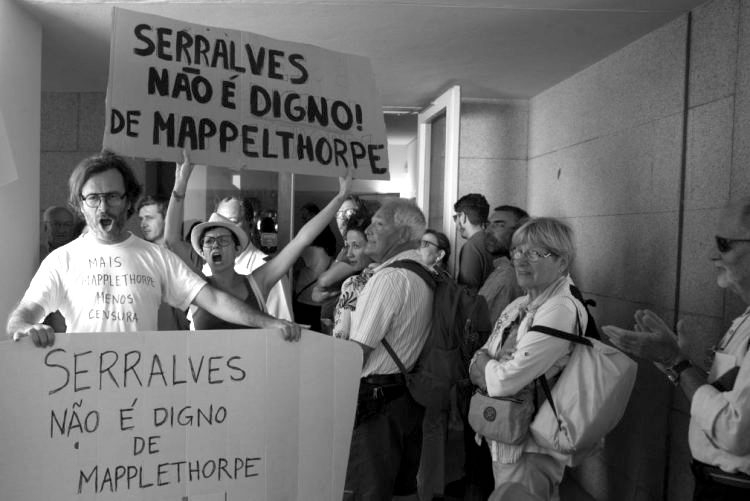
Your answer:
[6,150,300,347]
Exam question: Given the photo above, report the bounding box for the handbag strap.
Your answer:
[531,325,592,347]
[530,309,591,418]
[382,339,409,376]
[537,375,557,417]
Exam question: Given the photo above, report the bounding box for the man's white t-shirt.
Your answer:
[23,232,206,333]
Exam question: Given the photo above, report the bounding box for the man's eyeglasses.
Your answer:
[452,213,461,222]
[202,235,234,248]
[715,235,750,253]
[81,192,126,208]
[510,248,555,263]
[420,240,441,250]
[336,208,357,220]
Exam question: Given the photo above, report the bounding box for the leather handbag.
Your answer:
[468,386,535,445]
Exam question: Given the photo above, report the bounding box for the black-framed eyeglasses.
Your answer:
[510,247,555,263]
[81,192,126,208]
[202,235,234,248]
[452,213,461,222]
[715,235,750,253]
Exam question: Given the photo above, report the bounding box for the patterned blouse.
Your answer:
[332,264,377,339]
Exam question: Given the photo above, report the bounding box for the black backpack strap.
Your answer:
[569,284,594,307]
[381,260,436,376]
[569,284,601,340]
[387,259,437,289]
[382,339,409,376]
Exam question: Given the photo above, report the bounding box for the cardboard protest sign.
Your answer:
[0,330,361,500]
[104,8,389,180]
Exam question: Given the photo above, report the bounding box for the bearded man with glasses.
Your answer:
[6,151,300,346]
[604,199,750,500]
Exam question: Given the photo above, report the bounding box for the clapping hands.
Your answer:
[602,309,681,366]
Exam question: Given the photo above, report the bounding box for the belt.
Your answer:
[692,461,750,490]
[361,373,406,387]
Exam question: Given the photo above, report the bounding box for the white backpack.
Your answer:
[529,306,637,464]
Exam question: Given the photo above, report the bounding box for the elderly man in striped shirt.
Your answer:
[343,199,434,501]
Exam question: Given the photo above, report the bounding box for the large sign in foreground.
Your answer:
[104,8,389,179]
[0,330,361,500]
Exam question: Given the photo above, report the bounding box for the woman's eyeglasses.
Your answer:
[202,236,234,248]
[510,248,554,263]
[420,240,441,250]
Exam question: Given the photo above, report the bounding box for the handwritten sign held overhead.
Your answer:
[104,8,389,179]
[0,330,362,500]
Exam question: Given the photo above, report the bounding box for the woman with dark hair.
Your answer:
[311,196,376,333]
[331,211,375,339]
[419,229,451,271]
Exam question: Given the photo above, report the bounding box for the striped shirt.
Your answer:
[350,250,433,377]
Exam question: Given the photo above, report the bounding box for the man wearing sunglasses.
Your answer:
[603,199,750,500]
[7,151,300,346]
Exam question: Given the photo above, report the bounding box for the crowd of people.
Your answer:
[7,150,750,501]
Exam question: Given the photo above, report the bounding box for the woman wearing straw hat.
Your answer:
[167,153,353,330]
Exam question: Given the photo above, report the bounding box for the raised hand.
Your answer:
[175,149,195,189]
[338,171,353,197]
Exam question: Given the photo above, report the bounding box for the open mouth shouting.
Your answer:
[210,249,224,265]
[98,214,115,232]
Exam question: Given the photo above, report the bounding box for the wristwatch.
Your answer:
[665,359,691,385]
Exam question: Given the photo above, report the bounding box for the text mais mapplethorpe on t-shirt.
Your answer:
[83,256,157,323]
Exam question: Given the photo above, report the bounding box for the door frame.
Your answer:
[416,85,461,272]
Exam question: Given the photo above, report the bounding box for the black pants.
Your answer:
[456,380,494,498]
[691,460,750,501]
[461,414,494,496]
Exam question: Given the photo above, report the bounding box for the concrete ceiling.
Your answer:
[18,0,706,141]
